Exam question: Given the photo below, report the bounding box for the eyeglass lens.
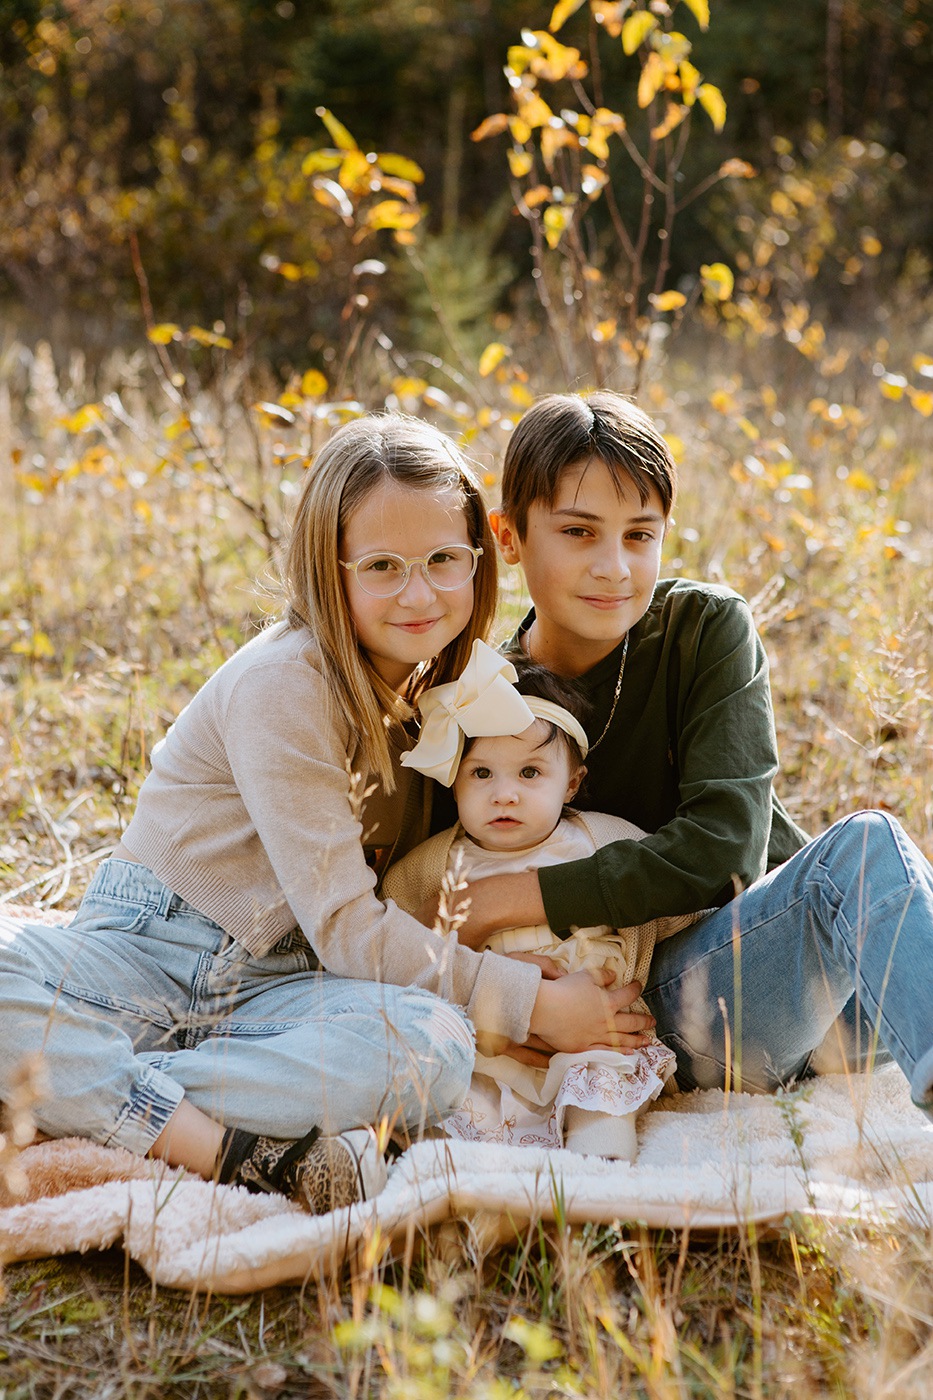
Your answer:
[356,546,476,595]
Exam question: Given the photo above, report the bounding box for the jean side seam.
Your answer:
[647,892,812,997]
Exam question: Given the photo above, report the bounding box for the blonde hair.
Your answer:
[284,415,498,789]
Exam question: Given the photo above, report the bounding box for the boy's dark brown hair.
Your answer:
[500,390,677,540]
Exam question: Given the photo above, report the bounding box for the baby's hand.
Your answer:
[502,952,564,979]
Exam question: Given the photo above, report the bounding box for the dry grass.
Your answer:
[1,320,932,1396]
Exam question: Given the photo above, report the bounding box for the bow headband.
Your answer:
[400,638,589,787]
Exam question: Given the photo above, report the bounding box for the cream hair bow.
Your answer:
[401,638,588,787]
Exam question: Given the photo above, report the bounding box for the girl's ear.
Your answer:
[565,764,586,803]
[489,508,522,565]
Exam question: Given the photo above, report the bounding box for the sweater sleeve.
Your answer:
[223,660,541,1041]
[539,595,779,931]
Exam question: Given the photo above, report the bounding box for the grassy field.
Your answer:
[1,319,932,1396]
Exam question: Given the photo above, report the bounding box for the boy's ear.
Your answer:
[488,508,522,565]
[565,764,586,803]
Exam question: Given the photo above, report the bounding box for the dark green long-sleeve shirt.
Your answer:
[511,579,809,933]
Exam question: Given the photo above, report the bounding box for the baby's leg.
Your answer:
[563,1106,637,1161]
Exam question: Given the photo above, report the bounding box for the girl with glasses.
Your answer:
[0,414,642,1213]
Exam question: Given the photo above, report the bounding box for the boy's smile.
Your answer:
[492,458,666,677]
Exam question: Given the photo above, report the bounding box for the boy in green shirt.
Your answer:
[450,390,933,1112]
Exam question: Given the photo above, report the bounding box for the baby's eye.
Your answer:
[519,765,540,779]
[472,766,492,780]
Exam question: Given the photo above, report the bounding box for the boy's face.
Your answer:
[491,458,666,676]
[453,722,584,852]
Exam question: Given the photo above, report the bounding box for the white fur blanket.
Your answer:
[2,1069,931,1294]
[2,906,931,1293]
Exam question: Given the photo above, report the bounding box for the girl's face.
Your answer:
[340,477,476,689]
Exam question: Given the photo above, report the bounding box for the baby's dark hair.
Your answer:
[462,658,590,769]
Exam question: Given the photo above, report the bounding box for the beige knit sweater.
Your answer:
[119,622,541,1042]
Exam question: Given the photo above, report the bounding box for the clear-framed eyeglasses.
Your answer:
[339,544,483,597]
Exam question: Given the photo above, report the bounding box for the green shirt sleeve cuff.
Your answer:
[539,854,612,933]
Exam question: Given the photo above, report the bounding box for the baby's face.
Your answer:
[452,721,584,852]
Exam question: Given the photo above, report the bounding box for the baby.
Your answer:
[384,639,700,1161]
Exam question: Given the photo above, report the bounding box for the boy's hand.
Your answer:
[528,969,656,1053]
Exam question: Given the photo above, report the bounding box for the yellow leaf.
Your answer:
[637,52,667,108]
[470,113,510,142]
[315,106,358,152]
[300,369,328,398]
[530,32,585,81]
[581,164,609,197]
[698,83,727,132]
[376,152,425,183]
[312,179,354,221]
[911,353,933,374]
[651,289,687,311]
[847,468,876,492]
[592,318,617,341]
[543,203,573,248]
[762,533,786,553]
[738,417,760,440]
[663,432,685,462]
[58,403,103,433]
[275,262,303,281]
[622,10,658,54]
[279,391,303,409]
[908,387,933,417]
[516,93,554,129]
[479,343,509,377]
[507,44,534,75]
[700,262,735,301]
[300,150,343,176]
[14,630,55,659]
[133,498,153,522]
[679,59,701,102]
[709,388,735,414]
[188,326,233,348]
[252,402,296,425]
[147,323,180,345]
[338,149,373,192]
[522,184,552,208]
[861,232,882,256]
[591,2,628,37]
[651,102,688,139]
[509,382,536,407]
[164,414,191,441]
[879,377,905,401]
[365,200,420,231]
[549,0,586,31]
[679,0,710,29]
[508,148,534,178]
[508,115,532,144]
[391,376,428,399]
[719,157,756,178]
[540,124,579,167]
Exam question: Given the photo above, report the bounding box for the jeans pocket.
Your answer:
[70,893,154,937]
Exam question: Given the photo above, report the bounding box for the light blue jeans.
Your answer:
[644,811,933,1114]
[0,860,475,1156]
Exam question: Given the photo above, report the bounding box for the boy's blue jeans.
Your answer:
[643,810,933,1113]
[0,859,475,1156]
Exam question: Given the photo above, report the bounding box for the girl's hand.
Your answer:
[499,1037,555,1069]
[420,872,545,950]
[503,952,564,979]
[528,969,656,1054]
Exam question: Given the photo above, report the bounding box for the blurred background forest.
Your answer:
[1,0,931,367]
